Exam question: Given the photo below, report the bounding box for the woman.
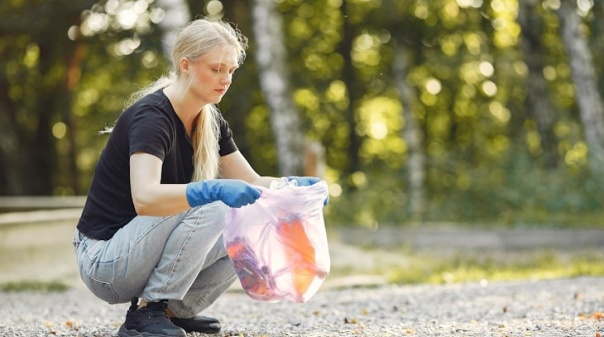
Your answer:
[73,18,323,337]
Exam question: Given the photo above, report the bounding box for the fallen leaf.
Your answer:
[344,317,357,324]
[581,312,604,320]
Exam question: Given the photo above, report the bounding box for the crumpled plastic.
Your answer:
[223,178,330,303]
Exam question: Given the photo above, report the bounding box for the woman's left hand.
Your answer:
[287,176,321,187]
[287,176,329,206]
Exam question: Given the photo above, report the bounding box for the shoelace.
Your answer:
[142,301,169,318]
[128,297,169,317]
[128,297,139,313]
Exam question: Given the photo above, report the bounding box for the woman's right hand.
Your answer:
[186,179,261,208]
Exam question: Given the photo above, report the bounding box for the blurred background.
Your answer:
[1,0,604,288]
[3,0,604,227]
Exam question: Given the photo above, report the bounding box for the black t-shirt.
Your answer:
[77,89,238,240]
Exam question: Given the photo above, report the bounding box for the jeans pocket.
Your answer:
[83,238,106,261]
[76,237,120,304]
[81,269,120,304]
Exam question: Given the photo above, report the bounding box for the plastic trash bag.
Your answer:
[224,178,330,303]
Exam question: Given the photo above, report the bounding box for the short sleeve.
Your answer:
[218,115,238,156]
[129,105,175,160]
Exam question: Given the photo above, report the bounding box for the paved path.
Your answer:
[1,219,604,336]
[1,277,603,336]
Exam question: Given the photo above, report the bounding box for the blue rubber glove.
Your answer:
[287,176,329,206]
[287,176,321,187]
[186,179,261,208]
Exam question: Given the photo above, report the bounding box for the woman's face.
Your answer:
[186,45,239,104]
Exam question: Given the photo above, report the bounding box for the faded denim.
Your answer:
[73,202,236,318]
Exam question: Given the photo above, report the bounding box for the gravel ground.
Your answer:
[0,276,603,337]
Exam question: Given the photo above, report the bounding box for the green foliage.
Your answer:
[0,280,70,293]
[1,0,604,229]
[388,250,604,285]
[325,146,604,227]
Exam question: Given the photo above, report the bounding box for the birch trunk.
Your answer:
[518,0,559,167]
[393,43,426,219]
[557,0,604,169]
[156,0,191,58]
[252,0,303,175]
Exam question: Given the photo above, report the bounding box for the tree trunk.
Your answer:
[62,41,85,194]
[518,0,559,168]
[251,0,304,176]
[0,83,25,195]
[158,0,191,57]
[0,0,96,196]
[393,42,426,220]
[338,0,362,176]
[557,0,604,170]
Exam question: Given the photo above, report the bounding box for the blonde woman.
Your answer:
[73,18,323,337]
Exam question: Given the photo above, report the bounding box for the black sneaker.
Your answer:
[171,315,221,334]
[118,298,186,337]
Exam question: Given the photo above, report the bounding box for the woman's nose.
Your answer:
[221,73,232,85]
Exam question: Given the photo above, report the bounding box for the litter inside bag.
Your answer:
[224,179,330,303]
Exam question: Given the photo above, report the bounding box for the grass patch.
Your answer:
[387,250,604,285]
[0,280,70,293]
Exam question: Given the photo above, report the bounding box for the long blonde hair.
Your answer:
[128,18,248,182]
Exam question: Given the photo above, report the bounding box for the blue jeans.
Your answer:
[72,202,237,318]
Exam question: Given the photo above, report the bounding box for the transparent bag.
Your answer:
[224,178,330,303]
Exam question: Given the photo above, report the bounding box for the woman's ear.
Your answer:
[179,58,190,74]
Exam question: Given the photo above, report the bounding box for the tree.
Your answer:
[251,0,304,175]
[157,0,191,57]
[557,0,604,171]
[393,42,426,220]
[338,0,363,177]
[518,0,560,168]
[220,0,274,174]
[0,0,96,195]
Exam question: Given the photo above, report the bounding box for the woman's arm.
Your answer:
[130,149,321,216]
[130,152,190,216]
[219,151,279,188]
[130,151,262,216]
[219,151,325,189]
